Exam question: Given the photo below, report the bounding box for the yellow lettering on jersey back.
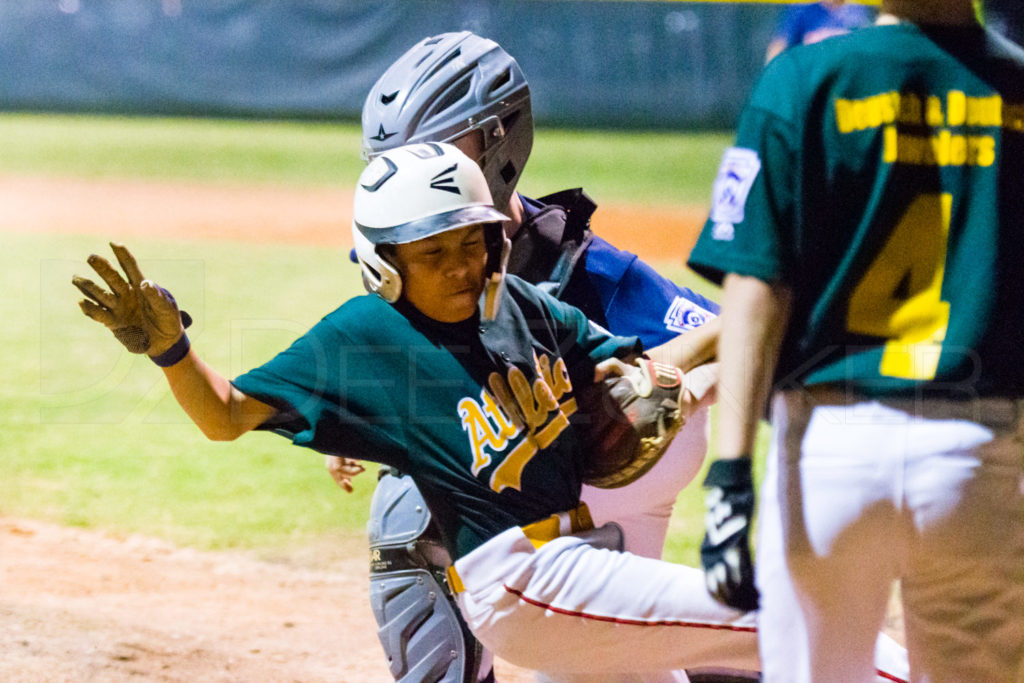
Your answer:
[969,95,1002,126]
[947,90,967,127]
[931,130,951,166]
[882,125,995,168]
[836,92,899,134]
[926,96,945,127]
[971,135,996,167]
[837,89,1015,167]
[948,134,968,166]
[883,125,898,164]
[839,90,1017,139]
[950,92,1004,127]
[835,99,854,134]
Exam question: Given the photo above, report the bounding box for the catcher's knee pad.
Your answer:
[368,468,484,682]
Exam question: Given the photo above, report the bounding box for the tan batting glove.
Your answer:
[72,242,189,358]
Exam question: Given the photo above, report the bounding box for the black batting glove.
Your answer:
[700,457,759,612]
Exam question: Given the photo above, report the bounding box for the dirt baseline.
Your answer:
[0,174,708,263]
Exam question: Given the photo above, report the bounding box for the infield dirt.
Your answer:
[0,175,707,262]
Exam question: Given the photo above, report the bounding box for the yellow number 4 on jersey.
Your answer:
[847,193,952,381]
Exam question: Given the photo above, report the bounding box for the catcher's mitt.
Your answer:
[578,357,688,489]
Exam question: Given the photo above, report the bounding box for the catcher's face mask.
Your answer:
[360,30,534,213]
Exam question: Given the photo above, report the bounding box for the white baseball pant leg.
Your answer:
[452,520,758,677]
[757,391,1024,682]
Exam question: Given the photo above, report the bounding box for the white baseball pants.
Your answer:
[451,511,758,678]
[757,390,1024,682]
[450,505,908,680]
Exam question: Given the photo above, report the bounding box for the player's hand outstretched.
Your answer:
[700,457,759,611]
[73,242,190,357]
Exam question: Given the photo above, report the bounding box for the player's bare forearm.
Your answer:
[162,349,277,441]
[71,242,278,443]
[645,315,721,372]
[716,274,792,460]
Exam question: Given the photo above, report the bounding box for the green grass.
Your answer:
[0,113,365,187]
[6,231,379,557]
[0,112,730,205]
[1,112,747,567]
[524,129,732,206]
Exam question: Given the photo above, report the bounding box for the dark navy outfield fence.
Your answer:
[0,1,784,129]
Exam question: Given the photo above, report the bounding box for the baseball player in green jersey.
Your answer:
[73,142,769,678]
[346,31,727,683]
[690,0,1024,680]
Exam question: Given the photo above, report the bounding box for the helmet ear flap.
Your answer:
[352,226,403,303]
[370,255,403,304]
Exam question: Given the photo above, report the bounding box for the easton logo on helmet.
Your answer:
[430,164,461,194]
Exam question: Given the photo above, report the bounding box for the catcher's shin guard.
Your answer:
[367,468,485,683]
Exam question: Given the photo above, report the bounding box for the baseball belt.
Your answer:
[446,503,594,595]
[797,384,1024,429]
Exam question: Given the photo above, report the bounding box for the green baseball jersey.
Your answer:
[232,275,639,558]
[688,23,1024,396]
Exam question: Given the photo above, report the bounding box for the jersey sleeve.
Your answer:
[687,54,801,287]
[510,277,641,392]
[546,287,641,362]
[231,316,408,467]
[575,236,719,348]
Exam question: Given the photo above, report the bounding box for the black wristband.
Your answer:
[703,457,753,488]
[150,333,191,368]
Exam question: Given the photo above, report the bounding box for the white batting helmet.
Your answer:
[352,142,510,317]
